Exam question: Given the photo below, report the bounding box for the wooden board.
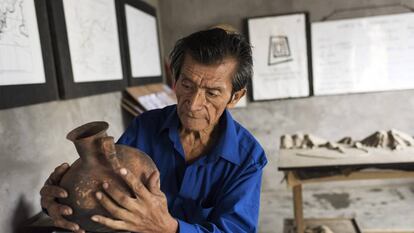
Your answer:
[363,230,414,233]
[125,83,176,111]
[122,97,144,114]
[121,102,139,116]
[125,83,173,99]
[283,218,361,233]
[278,147,414,170]
[286,170,414,187]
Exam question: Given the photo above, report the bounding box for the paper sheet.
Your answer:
[125,4,161,78]
[0,0,46,86]
[312,13,414,95]
[248,14,310,100]
[63,0,123,83]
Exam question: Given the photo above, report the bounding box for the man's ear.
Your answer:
[227,88,246,108]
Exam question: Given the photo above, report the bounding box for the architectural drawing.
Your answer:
[247,13,309,100]
[125,4,161,78]
[63,0,123,83]
[0,0,45,85]
[268,35,292,66]
[0,0,28,39]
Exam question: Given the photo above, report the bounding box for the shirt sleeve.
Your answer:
[177,152,267,233]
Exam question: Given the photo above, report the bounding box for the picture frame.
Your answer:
[0,0,58,109]
[246,12,312,101]
[48,0,127,99]
[312,13,414,96]
[117,0,163,86]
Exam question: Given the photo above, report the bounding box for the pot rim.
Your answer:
[66,121,109,142]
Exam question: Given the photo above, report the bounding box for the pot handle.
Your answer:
[100,136,121,171]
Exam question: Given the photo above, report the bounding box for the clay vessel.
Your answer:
[58,121,158,232]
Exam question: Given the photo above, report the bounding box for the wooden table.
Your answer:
[278,148,414,233]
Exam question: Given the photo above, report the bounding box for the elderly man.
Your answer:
[40,28,267,233]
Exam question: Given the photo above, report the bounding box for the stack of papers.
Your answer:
[122,83,176,116]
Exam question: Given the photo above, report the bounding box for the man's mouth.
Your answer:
[186,113,202,119]
[186,114,198,119]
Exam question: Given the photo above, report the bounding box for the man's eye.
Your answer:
[207,91,219,97]
[182,82,191,89]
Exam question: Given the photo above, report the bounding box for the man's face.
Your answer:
[175,54,241,132]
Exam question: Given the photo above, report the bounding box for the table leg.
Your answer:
[293,184,304,233]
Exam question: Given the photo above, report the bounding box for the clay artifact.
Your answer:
[58,121,158,232]
[281,129,414,152]
[281,133,345,153]
[360,129,414,150]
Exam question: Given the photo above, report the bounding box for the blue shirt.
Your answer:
[117,105,267,233]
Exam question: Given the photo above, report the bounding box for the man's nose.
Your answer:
[188,90,205,111]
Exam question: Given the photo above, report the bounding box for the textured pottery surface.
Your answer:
[58,121,158,232]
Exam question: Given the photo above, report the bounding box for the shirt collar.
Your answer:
[159,105,241,165]
[159,105,179,134]
[210,109,240,165]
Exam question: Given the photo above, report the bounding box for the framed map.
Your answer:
[0,0,58,109]
[247,12,312,100]
[48,0,127,99]
[117,0,162,86]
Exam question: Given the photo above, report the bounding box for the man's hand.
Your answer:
[91,168,178,233]
[40,163,85,233]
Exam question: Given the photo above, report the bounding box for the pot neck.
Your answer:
[67,122,109,165]
[74,132,108,164]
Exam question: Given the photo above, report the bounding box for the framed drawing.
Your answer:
[246,12,312,100]
[312,13,414,96]
[117,0,163,86]
[0,0,58,109]
[48,0,127,99]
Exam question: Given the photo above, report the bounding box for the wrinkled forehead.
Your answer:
[181,54,237,84]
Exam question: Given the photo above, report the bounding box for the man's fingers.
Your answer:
[40,185,68,198]
[47,204,82,232]
[91,215,129,231]
[95,191,134,221]
[147,171,161,194]
[47,163,70,185]
[101,183,135,209]
[53,203,73,216]
[40,195,57,209]
[41,198,72,216]
[52,217,80,232]
[118,168,151,200]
